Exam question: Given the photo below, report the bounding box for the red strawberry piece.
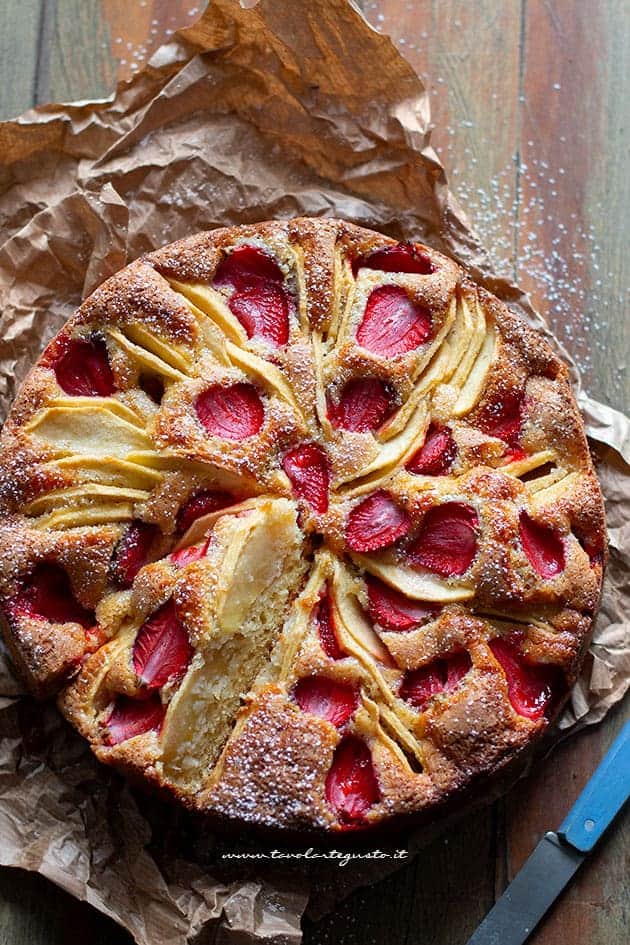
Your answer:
[408,502,478,576]
[406,424,457,476]
[328,377,394,433]
[52,337,115,397]
[169,537,211,569]
[325,736,380,824]
[480,389,524,452]
[314,587,344,660]
[356,285,432,358]
[352,243,435,276]
[400,651,472,710]
[229,284,290,347]
[504,446,527,463]
[132,599,194,690]
[489,635,562,720]
[366,575,438,631]
[282,443,330,513]
[213,245,285,291]
[195,383,264,440]
[293,676,359,727]
[111,521,160,588]
[139,373,165,404]
[346,491,411,553]
[400,662,443,709]
[5,563,94,627]
[85,623,107,649]
[177,490,235,534]
[104,694,165,745]
[585,544,604,567]
[574,530,604,567]
[445,650,473,689]
[519,511,565,579]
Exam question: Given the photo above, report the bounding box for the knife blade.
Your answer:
[465,832,583,945]
[466,717,630,945]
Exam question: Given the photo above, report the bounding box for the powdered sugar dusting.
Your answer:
[363,2,627,407]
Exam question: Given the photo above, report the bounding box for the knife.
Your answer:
[466,717,630,945]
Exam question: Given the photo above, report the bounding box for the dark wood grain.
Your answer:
[303,805,499,945]
[364,0,524,272]
[37,0,117,105]
[0,868,131,945]
[504,7,630,945]
[38,0,200,101]
[0,2,628,944]
[506,706,630,945]
[0,0,43,117]
[514,0,630,408]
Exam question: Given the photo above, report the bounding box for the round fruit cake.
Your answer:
[0,218,606,832]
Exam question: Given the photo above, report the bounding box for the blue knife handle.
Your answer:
[558,718,630,852]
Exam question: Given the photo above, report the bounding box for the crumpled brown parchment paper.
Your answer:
[0,1,628,942]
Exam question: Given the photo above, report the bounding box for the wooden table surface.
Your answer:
[0,2,628,944]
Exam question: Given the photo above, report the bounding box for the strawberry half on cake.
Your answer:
[0,218,605,833]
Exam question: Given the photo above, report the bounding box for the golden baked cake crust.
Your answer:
[0,218,606,832]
